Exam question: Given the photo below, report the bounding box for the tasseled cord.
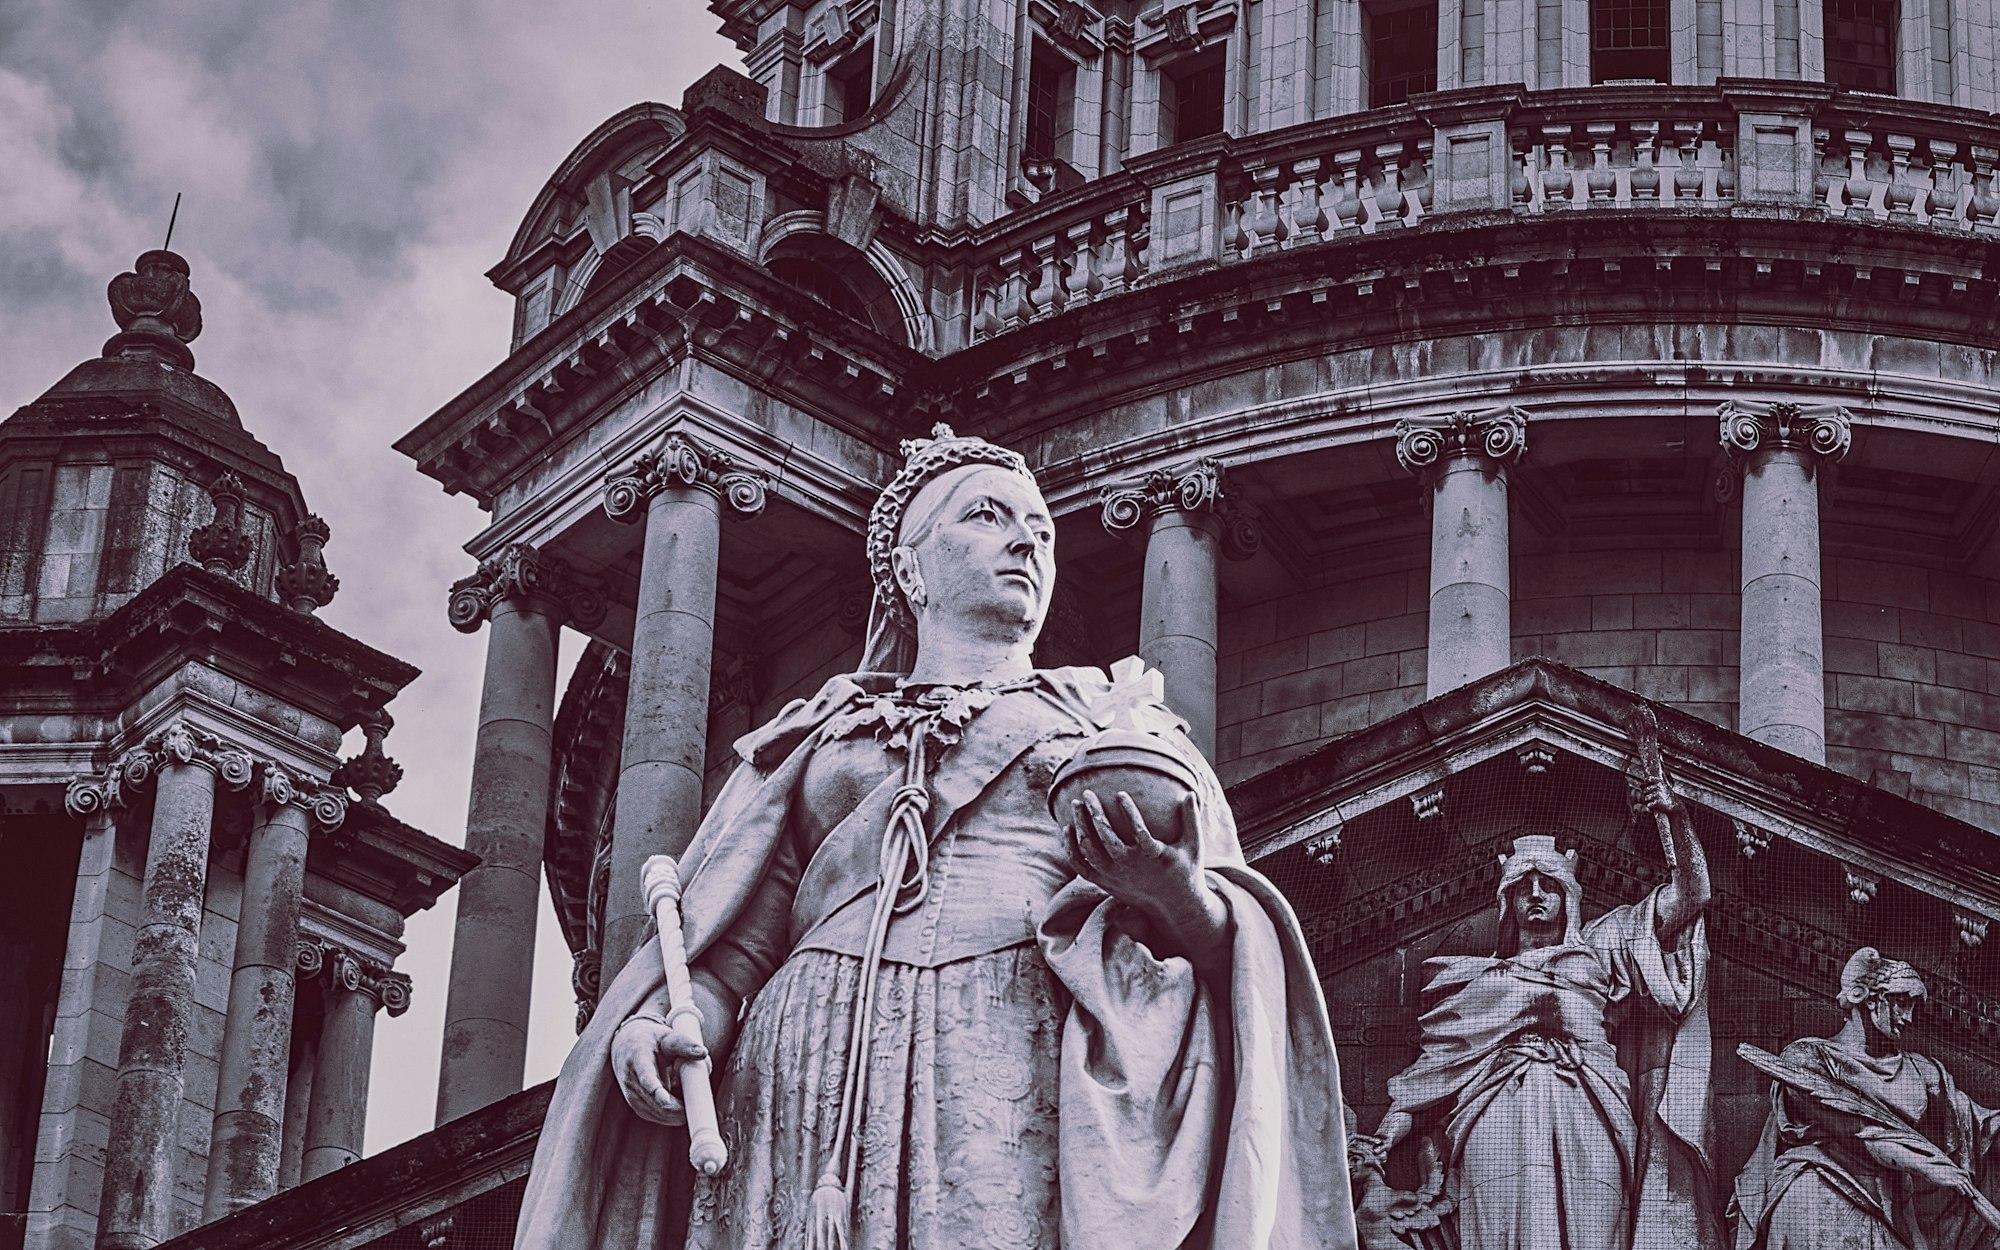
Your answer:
[807,718,935,1250]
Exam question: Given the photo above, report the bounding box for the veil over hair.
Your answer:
[859,423,1036,674]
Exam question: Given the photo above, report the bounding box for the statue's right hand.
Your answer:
[611,1015,708,1127]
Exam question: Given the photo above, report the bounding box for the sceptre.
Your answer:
[641,854,728,1176]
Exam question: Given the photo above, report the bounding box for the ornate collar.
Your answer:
[826,675,1042,754]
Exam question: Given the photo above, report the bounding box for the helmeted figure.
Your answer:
[1353,802,1717,1250]
[511,426,1357,1250]
[1732,947,2000,1250]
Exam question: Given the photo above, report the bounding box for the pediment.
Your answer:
[1228,658,2000,1204]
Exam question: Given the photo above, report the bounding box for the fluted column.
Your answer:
[1719,400,1852,762]
[203,768,347,1217]
[1102,460,1259,759]
[298,941,409,1180]
[436,545,604,1124]
[600,432,767,969]
[1396,407,1530,698]
[96,726,253,1250]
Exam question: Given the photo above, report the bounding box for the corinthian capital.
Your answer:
[447,543,607,633]
[1099,458,1259,558]
[1717,400,1852,464]
[1394,406,1529,478]
[297,937,412,1016]
[604,431,768,523]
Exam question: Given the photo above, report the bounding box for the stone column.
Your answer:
[436,544,604,1125]
[298,941,409,1180]
[277,1038,315,1189]
[1395,406,1530,699]
[599,433,766,969]
[96,726,252,1250]
[203,769,347,1217]
[1102,460,1259,759]
[1719,400,1852,762]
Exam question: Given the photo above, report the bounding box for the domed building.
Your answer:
[174,0,2000,1247]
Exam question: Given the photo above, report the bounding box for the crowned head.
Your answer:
[861,425,1053,673]
[1495,835,1584,953]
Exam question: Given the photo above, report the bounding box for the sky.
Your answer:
[0,1,736,1153]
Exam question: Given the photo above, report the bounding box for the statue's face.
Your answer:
[1864,989,1919,1043]
[1509,871,1564,936]
[895,465,1055,640]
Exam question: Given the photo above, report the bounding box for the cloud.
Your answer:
[0,0,736,1153]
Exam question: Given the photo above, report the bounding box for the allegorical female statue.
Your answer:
[1732,947,2000,1249]
[1350,776,1717,1250]
[512,427,1357,1250]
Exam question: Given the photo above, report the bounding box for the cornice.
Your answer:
[1230,658,2000,926]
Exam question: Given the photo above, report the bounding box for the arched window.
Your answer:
[762,234,908,344]
[579,236,658,305]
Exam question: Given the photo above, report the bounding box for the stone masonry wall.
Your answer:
[1212,543,2000,834]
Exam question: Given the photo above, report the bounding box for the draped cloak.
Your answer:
[512,666,1358,1250]
[1731,1037,2000,1250]
[1380,894,1717,1250]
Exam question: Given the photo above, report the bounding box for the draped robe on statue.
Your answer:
[1380,893,1715,1250]
[512,666,1357,1250]
[1731,1037,2000,1250]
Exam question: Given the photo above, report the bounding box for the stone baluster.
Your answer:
[203,766,347,1217]
[1719,400,1852,762]
[436,544,604,1124]
[1395,406,1530,698]
[297,940,410,1180]
[600,432,766,969]
[1101,460,1259,759]
[96,725,254,1250]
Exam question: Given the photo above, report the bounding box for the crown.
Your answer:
[865,424,1030,631]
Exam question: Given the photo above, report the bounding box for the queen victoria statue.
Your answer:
[510,427,1358,1250]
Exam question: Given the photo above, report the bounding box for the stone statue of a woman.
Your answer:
[511,426,1358,1250]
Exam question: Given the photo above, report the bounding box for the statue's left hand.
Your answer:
[1067,790,1229,968]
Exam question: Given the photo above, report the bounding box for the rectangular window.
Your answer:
[1024,40,1077,164]
[826,41,875,123]
[1824,0,1897,92]
[1461,0,1487,84]
[1166,50,1227,143]
[1590,0,1672,81]
[1365,0,1439,106]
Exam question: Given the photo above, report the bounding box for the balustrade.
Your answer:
[963,85,2000,345]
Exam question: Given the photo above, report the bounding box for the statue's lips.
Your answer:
[996,568,1038,589]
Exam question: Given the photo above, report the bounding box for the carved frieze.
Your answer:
[603,430,769,523]
[447,542,608,633]
[1099,458,1259,557]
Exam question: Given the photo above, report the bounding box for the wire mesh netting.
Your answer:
[1252,739,2000,1250]
[350,1176,526,1250]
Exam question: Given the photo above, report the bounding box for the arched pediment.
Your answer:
[501,102,686,277]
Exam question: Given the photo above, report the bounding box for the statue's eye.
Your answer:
[965,502,998,523]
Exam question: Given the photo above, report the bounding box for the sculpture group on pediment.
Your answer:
[1348,750,1721,1250]
[1347,817,2000,1250]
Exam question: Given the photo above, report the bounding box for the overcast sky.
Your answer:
[0,1,735,1153]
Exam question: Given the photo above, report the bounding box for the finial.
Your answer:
[331,708,402,804]
[104,250,202,370]
[187,471,254,575]
[276,514,339,614]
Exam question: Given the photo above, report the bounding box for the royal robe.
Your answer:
[511,667,1358,1250]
